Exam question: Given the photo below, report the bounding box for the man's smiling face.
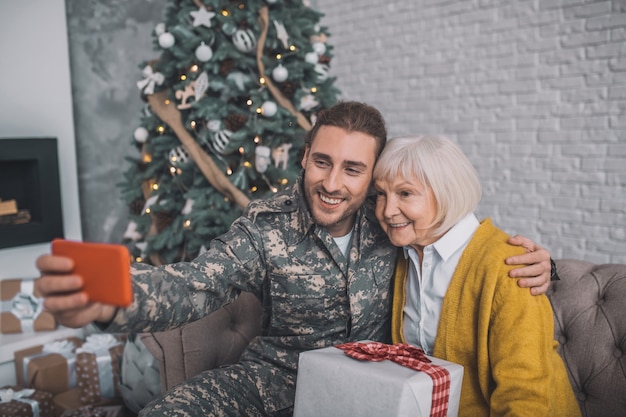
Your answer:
[301,125,378,237]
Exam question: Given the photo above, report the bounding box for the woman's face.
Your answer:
[374,174,440,251]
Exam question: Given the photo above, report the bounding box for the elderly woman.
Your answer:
[373,135,580,417]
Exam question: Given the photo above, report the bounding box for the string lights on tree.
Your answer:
[119,0,341,264]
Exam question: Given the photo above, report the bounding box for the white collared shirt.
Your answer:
[402,213,479,354]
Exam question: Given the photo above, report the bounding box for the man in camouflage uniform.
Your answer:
[36,101,552,416]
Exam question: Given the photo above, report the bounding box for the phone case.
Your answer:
[51,239,133,307]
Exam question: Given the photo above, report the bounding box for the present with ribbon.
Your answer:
[293,341,464,417]
[75,334,125,404]
[53,388,123,417]
[1,278,57,333]
[0,386,55,417]
[60,403,125,417]
[14,337,83,396]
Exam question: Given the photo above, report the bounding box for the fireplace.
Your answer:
[0,138,64,249]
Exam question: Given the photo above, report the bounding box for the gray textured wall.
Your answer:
[66,0,164,243]
[316,0,626,263]
[66,0,626,263]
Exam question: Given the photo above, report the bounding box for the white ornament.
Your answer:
[267,0,278,3]
[273,20,289,48]
[190,7,216,28]
[314,63,330,82]
[194,72,209,100]
[133,127,149,143]
[123,221,142,241]
[137,65,165,95]
[212,129,233,154]
[195,42,213,62]
[261,101,278,117]
[155,23,166,36]
[299,94,319,111]
[169,146,190,166]
[158,32,175,49]
[206,120,222,132]
[312,41,326,55]
[227,71,253,91]
[232,29,257,53]
[272,64,288,82]
[135,241,148,257]
[255,146,271,173]
[305,52,319,64]
[181,198,194,215]
[272,143,292,170]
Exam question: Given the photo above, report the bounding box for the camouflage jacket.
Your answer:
[105,178,397,413]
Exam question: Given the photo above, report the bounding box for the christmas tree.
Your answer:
[118,0,341,265]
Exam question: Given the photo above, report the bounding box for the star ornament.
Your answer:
[190,7,216,28]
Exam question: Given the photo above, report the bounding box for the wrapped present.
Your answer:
[14,337,83,395]
[1,278,57,333]
[53,389,123,417]
[75,334,125,404]
[293,342,464,417]
[0,386,55,417]
[60,404,125,417]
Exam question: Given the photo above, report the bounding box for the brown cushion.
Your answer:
[141,291,262,391]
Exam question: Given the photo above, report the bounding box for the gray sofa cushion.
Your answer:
[548,259,626,417]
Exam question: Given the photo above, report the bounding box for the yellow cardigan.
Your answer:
[391,219,581,417]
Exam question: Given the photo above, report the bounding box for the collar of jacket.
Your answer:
[243,172,374,245]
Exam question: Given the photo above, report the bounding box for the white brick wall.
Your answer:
[315,0,626,263]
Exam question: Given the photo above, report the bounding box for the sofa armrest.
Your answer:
[140,291,263,392]
[548,259,626,417]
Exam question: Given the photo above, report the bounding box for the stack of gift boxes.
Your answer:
[1,278,128,417]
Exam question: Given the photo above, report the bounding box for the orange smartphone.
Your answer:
[51,239,133,307]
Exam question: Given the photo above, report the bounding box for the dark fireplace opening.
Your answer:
[0,138,64,249]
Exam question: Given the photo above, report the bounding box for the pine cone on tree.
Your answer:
[224,113,248,131]
[154,211,175,232]
[219,59,235,76]
[318,55,331,64]
[279,81,297,98]
[129,199,145,216]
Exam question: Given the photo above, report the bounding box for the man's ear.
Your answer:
[301,145,310,169]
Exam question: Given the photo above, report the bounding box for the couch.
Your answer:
[140,259,626,417]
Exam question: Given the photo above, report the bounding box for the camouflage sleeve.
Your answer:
[103,215,266,334]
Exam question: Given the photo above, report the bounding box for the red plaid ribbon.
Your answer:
[336,342,450,417]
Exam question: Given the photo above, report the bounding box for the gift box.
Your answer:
[1,278,57,333]
[14,337,83,396]
[293,342,464,417]
[75,334,125,405]
[0,386,55,417]
[60,404,125,417]
[53,388,123,417]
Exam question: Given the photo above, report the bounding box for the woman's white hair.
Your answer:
[373,134,482,237]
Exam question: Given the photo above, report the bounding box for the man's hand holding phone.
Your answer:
[35,240,133,329]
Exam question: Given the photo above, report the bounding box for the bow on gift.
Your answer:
[0,388,40,417]
[136,65,164,95]
[336,342,451,417]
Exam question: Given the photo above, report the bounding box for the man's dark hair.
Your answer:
[305,101,387,158]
